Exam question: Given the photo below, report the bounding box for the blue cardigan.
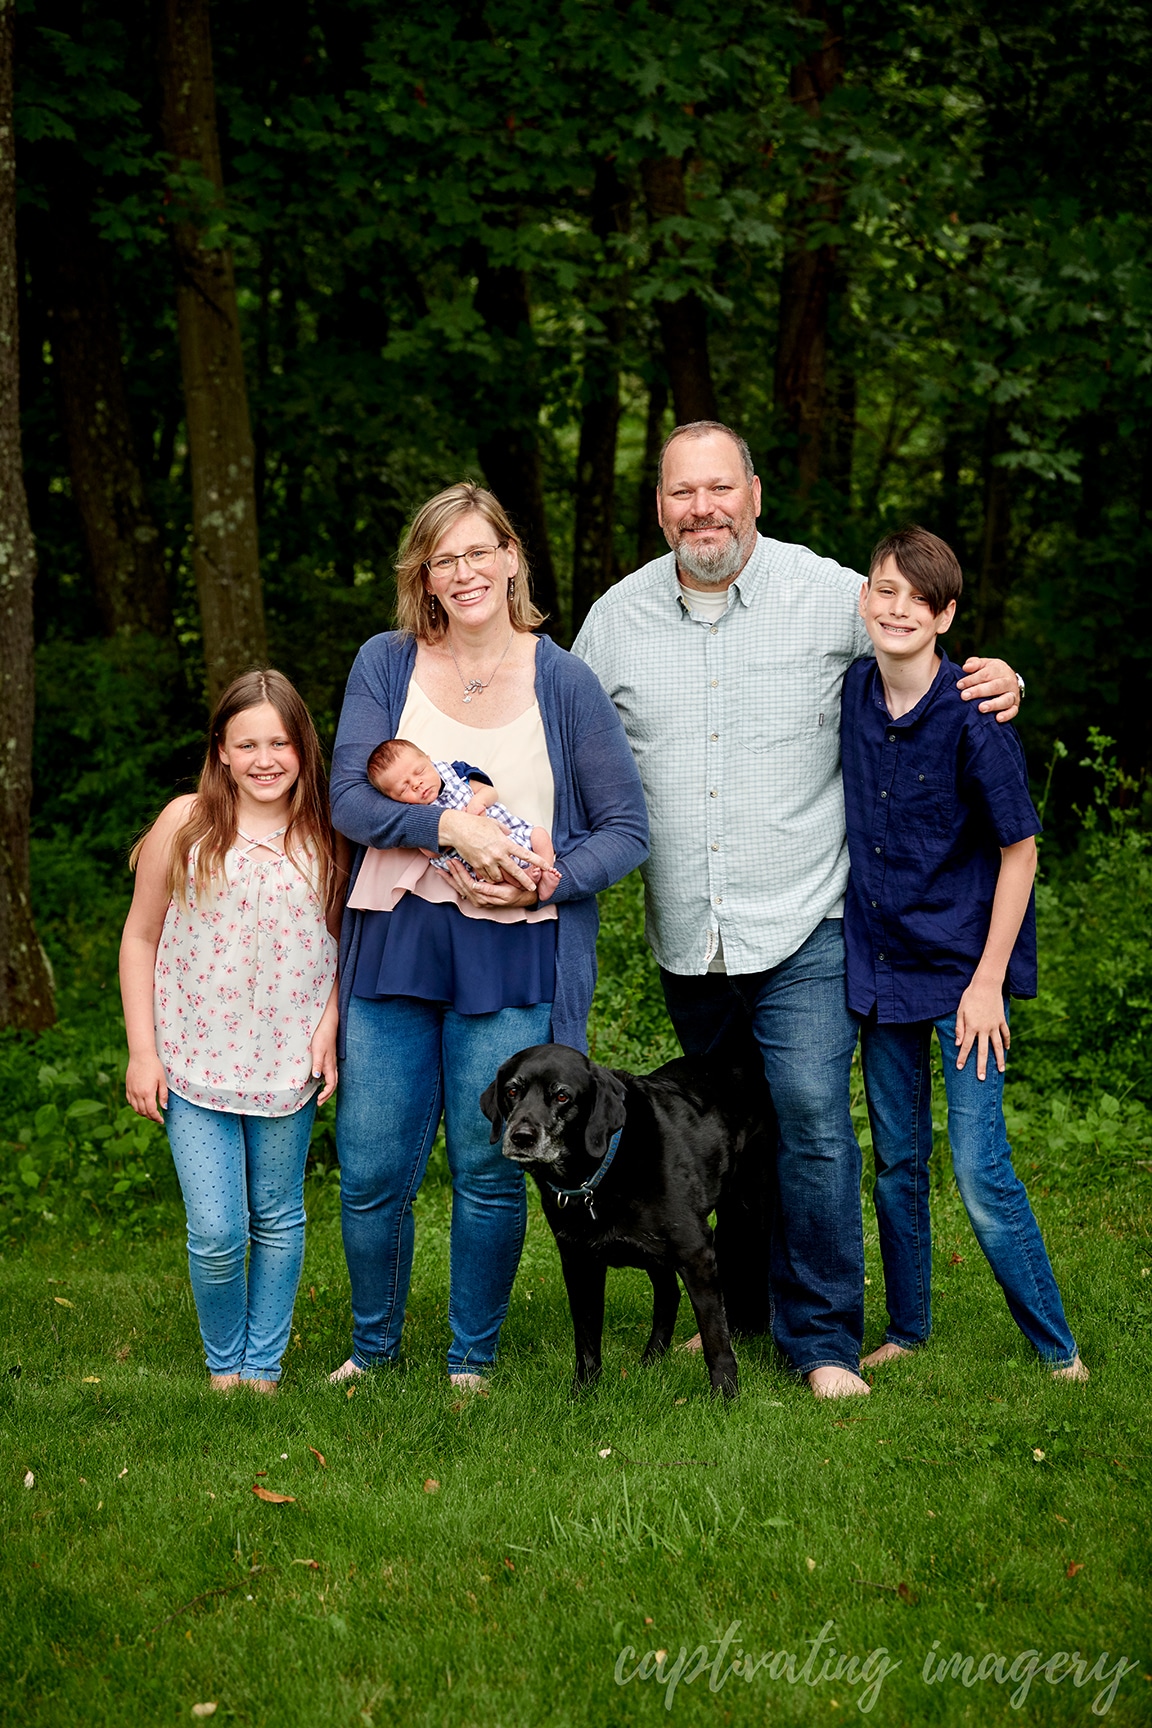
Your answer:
[330,631,649,1054]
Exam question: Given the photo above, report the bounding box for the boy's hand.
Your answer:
[465,782,499,815]
[955,978,1010,1081]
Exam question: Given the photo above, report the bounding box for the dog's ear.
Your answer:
[585,1066,627,1162]
[479,1066,507,1145]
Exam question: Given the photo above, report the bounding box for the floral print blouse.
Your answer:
[155,831,337,1117]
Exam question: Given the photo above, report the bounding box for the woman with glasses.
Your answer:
[327,482,648,1387]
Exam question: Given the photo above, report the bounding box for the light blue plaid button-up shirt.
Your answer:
[572,533,873,977]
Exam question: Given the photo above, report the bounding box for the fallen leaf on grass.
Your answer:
[254,1472,267,1477]
[309,1286,317,1303]
[806,1557,817,1572]
[1054,1514,1068,1524]
[82,1376,100,1384]
[23,1471,34,1489]
[1066,1562,1084,1578]
[345,1386,356,1399]
[117,1468,128,1479]
[897,1582,915,1603]
[1032,1448,1046,1462]
[949,1252,964,1266]
[423,1479,440,1494]
[674,1398,686,1406]
[251,1485,295,1504]
[53,1297,74,1308]
[114,1345,131,1362]
[308,1447,327,1468]
[191,1706,218,1719]
[598,1448,612,1459]
[292,1559,321,1569]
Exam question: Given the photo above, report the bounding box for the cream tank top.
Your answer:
[397,678,555,832]
[154,834,337,1118]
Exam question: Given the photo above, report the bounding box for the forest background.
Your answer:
[1,0,1151,1188]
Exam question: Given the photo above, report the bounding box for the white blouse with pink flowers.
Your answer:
[154,831,337,1118]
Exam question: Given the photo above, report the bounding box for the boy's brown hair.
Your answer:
[868,525,963,616]
[366,737,424,784]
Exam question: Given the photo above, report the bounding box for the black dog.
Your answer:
[480,1043,765,1398]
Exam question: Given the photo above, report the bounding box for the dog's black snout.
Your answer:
[509,1124,538,1150]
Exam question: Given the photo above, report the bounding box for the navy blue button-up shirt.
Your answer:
[840,652,1040,1023]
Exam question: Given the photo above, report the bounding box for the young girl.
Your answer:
[120,669,341,1394]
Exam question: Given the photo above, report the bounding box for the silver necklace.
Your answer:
[447,631,514,703]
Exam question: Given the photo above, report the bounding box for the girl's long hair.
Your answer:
[130,669,337,912]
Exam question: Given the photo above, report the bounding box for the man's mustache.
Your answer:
[676,515,737,535]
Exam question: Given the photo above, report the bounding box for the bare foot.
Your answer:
[807,1365,870,1399]
[536,867,562,903]
[448,1371,487,1391]
[246,1378,277,1395]
[328,1358,363,1384]
[209,1373,241,1394]
[677,1332,704,1354]
[861,1342,915,1368]
[1052,1355,1089,1382]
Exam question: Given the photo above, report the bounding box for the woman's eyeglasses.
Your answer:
[425,544,506,577]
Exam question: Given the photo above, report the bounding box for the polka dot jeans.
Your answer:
[164,1090,315,1381]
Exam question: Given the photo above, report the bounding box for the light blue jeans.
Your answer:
[336,994,553,1373]
[860,1009,1078,1366]
[165,1090,315,1381]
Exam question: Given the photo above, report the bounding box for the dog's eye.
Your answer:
[554,1090,570,1106]
[505,1083,521,1101]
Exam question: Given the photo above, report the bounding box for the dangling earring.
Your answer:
[508,579,515,598]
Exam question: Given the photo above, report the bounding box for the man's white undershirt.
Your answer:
[680,581,734,970]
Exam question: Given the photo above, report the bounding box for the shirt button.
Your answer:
[880,790,887,798]
[918,774,925,781]
[710,789,718,798]
[714,896,723,905]
[871,900,878,908]
[711,842,719,852]
[711,679,718,688]
[710,625,718,634]
[874,846,881,854]
[710,733,719,742]
[888,733,896,743]
[878,952,886,962]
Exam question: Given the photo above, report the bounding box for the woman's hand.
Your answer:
[126,1052,169,1124]
[954,976,1010,1081]
[438,808,547,886]
[310,1001,339,1105]
[444,858,539,910]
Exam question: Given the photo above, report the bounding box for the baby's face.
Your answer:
[374,746,441,804]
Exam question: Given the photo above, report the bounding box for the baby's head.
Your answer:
[366,738,442,804]
[861,525,961,654]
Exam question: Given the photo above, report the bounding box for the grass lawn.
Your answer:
[3,1170,1149,1726]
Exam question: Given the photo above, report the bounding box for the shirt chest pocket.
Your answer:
[901,765,955,837]
[735,660,826,752]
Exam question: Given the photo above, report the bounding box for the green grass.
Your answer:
[3,1173,1149,1726]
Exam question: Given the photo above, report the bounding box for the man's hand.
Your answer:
[956,656,1020,723]
[955,977,1010,1081]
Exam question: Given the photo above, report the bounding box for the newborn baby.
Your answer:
[366,737,561,901]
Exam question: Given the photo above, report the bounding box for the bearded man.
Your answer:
[572,420,1022,1397]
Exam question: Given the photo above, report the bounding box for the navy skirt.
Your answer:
[351,898,556,1016]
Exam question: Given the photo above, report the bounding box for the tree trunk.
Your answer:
[571,160,630,634]
[636,372,668,568]
[473,260,559,629]
[30,152,169,637]
[0,1,54,1031]
[158,0,266,701]
[641,156,718,425]
[773,1,845,495]
[975,408,1011,644]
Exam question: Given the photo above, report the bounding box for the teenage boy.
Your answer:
[841,526,1087,1380]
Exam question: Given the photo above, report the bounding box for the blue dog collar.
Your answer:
[546,1126,624,1221]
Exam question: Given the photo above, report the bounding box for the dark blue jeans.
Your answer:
[859,1010,1078,1366]
[336,994,553,1372]
[661,920,864,1376]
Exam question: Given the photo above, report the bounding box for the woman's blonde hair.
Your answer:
[394,480,546,641]
[130,668,337,912]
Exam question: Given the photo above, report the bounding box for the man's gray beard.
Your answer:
[673,529,749,586]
